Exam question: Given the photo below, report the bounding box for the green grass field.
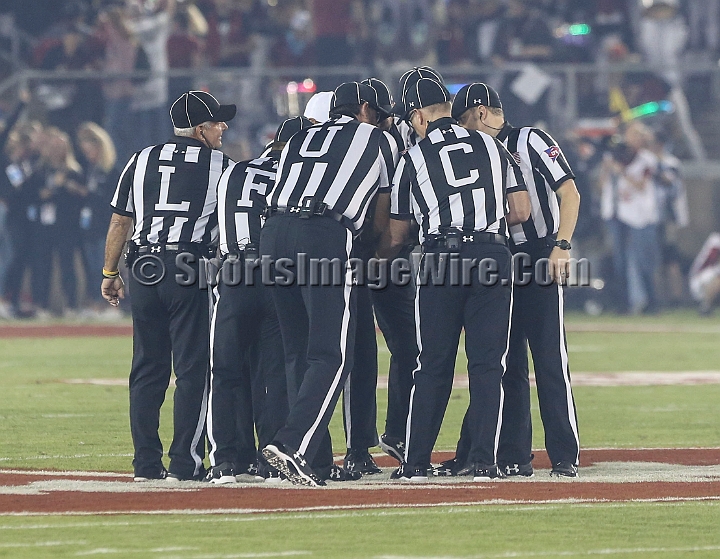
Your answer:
[1,310,719,557]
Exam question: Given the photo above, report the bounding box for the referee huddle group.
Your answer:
[100,66,582,487]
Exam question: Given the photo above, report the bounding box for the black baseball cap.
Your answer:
[361,78,394,118]
[403,78,451,119]
[451,83,503,121]
[399,66,444,100]
[274,116,314,143]
[170,91,237,128]
[330,81,383,114]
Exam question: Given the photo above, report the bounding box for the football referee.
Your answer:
[449,83,581,478]
[378,78,530,482]
[102,91,235,482]
[261,82,397,487]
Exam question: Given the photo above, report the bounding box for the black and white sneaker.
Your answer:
[431,457,474,477]
[256,456,283,484]
[550,461,578,478]
[262,442,326,487]
[133,467,168,482]
[379,434,405,463]
[203,462,237,484]
[472,464,506,481]
[165,467,208,482]
[344,449,382,475]
[500,456,534,477]
[390,464,427,482]
[321,464,362,482]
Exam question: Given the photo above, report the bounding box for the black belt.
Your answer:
[510,234,555,254]
[132,243,215,257]
[424,231,507,250]
[265,198,355,232]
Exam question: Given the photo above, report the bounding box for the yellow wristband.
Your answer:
[102,268,120,278]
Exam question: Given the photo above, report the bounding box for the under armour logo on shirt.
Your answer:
[151,246,161,253]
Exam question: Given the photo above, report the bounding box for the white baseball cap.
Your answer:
[303,92,333,123]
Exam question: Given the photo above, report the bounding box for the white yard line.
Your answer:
[62,372,720,389]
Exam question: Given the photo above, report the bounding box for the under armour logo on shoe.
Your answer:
[293,452,307,467]
[506,464,520,475]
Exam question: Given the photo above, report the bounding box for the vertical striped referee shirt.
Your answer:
[267,115,399,232]
[390,117,526,243]
[110,136,232,246]
[217,150,279,255]
[497,124,575,245]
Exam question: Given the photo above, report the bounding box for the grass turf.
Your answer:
[0,502,719,558]
[1,309,720,471]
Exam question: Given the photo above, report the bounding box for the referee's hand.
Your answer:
[101,277,125,307]
[548,247,570,285]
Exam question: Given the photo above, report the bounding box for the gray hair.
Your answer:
[173,122,213,137]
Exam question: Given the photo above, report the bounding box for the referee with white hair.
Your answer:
[102,91,234,482]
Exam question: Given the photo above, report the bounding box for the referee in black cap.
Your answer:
[446,83,581,478]
[378,78,530,482]
[260,81,397,486]
[102,90,235,482]
[204,116,314,483]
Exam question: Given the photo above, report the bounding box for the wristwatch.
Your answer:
[546,238,572,250]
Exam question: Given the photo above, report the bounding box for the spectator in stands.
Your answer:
[686,0,720,56]
[32,127,85,317]
[200,0,264,68]
[599,121,661,314]
[167,9,204,102]
[0,94,30,319]
[127,0,175,152]
[95,2,137,165]
[32,1,104,134]
[76,122,118,314]
[269,0,314,67]
[310,0,353,88]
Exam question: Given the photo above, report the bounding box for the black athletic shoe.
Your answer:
[550,461,578,478]
[203,462,237,484]
[256,456,283,484]
[379,434,405,463]
[472,464,506,481]
[390,464,427,482]
[320,464,362,482]
[344,449,382,475]
[133,467,168,482]
[500,455,535,477]
[431,457,474,476]
[262,442,326,487]
[165,467,208,482]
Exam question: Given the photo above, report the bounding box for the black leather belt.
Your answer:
[265,198,355,232]
[132,243,215,257]
[424,231,507,250]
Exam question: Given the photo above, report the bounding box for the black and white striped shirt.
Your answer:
[498,124,575,245]
[390,117,525,243]
[267,116,399,232]
[110,137,232,246]
[217,151,279,255]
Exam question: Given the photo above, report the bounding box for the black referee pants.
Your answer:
[405,244,512,470]
[260,215,356,466]
[499,247,580,466]
[371,252,418,442]
[128,251,210,480]
[342,281,379,450]
[453,247,580,468]
[207,277,287,468]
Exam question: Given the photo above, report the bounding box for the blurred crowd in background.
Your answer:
[0,0,719,319]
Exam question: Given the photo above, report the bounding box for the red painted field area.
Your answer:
[1,449,718,515]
